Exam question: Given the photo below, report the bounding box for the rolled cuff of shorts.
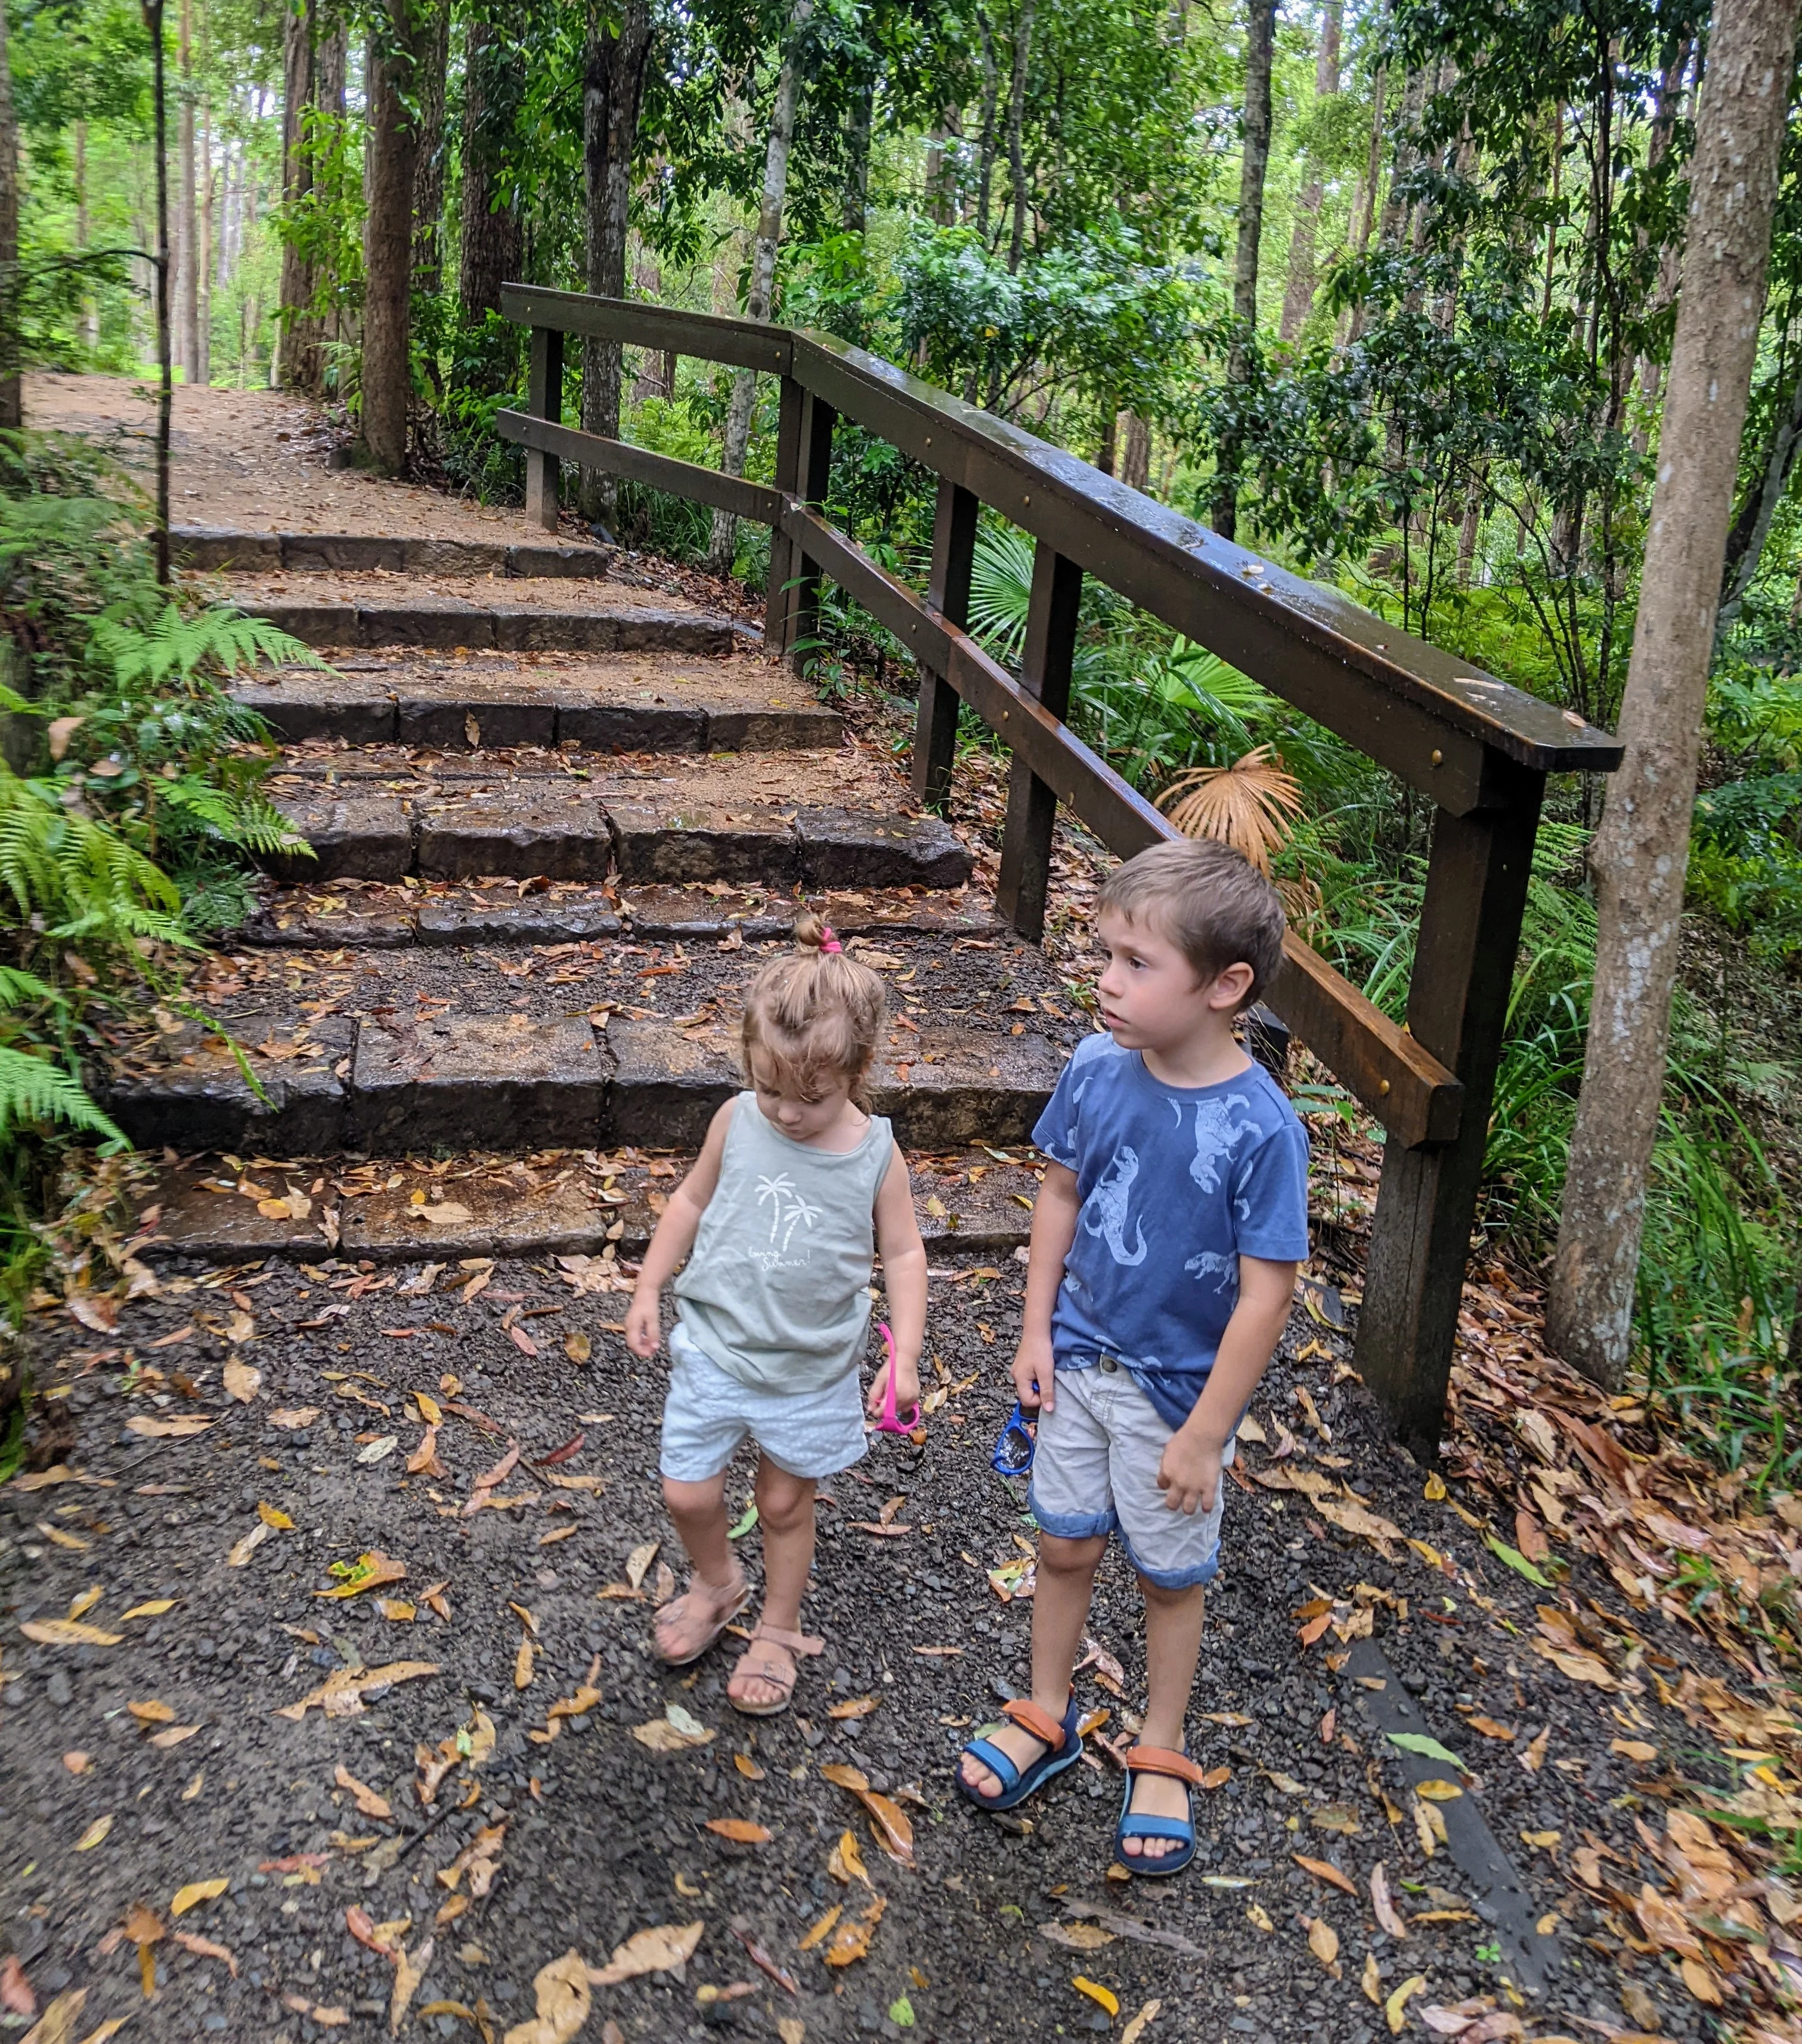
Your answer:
[1116,1522,1220,1590]
[1027,1487,1117,1542]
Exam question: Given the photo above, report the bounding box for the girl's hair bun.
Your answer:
[790,908,826,950]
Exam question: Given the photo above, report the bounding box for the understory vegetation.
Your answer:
[0,430,311,1335]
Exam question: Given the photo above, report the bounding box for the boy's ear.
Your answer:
[1207,960,1258,1012]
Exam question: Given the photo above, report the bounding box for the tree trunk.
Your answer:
[0,0,17,431]
[976,10,999,237]
[708,0,815,574]
[1278,1,1341,344]
[145,0,172,580]
[580,0,654,528]
[1120,412,1151,493]
[1006,0,1036,273]
[1547,0,1801,1388]
[277,0,318,390]
[360,0,432,475]
[177,0,197,381]
[1719,357,1802,621]
[1212,0,1275,540]
[459,14,522,335]
[411,4,451,298]
[843,64,874,234]
[197,98,211,384]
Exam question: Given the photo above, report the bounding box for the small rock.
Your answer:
[44,1669,72,1706]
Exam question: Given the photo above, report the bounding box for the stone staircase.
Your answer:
[119,539,1073,1265]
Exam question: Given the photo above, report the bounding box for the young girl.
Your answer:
[624,913,927,1716]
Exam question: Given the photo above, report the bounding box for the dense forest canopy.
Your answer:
[8,0,1802,1415]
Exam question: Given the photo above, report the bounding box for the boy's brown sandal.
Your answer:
[727,1622,823,1717]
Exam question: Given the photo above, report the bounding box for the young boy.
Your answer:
[956,837,1308,1875]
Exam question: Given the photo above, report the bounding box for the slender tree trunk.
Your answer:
[177,0,197,381]
[580,0,653,527]
[843,64,874,235]
[1548,0,1802,1387]
[360,0,433,474]
[1212,0,1276,540]
[458,15,522,336]
[1006,0,1036,272]
[144,0,172,582]
[1278,1,1341,343]
[1120,412,1150,492]
[411,4,450,298]
[0,0,17,431]
[709,0,815,573]
[197,97,211,384]
[277,0,317,389]
[976,11,999,237]
[1719,357,1802,622]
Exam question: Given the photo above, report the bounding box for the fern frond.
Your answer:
[0,965,60,1009]
[0,1044,125,1145]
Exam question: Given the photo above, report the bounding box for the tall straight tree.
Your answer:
[0,0,17,432]
[1279,1,1341,343]
[580,0,653,527]
[276,0,318,391]
[708,0,815,574]
[176,0,197,380]
[411,3,451,298]
[458,12,522,337]
[1212,0,1275,539]
[360,0,439,473]
[1548,0,1802,1386]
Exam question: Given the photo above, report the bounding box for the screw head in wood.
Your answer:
[1431,749,1442,766]
[1379,1080,1391,1095]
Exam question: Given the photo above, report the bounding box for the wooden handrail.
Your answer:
[496,283,1622,1454]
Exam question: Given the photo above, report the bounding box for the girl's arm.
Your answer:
[1012,1161,1079,1414]
[869,1141,927,1411]
[624,1100,735,1358]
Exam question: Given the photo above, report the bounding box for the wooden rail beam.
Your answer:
[497,410,785,525]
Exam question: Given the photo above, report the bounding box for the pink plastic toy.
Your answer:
[872,1321,921,1434]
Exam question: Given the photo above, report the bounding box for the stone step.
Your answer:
[262,780,972,890]
[237,881,1005,950]
[142,1148,1043,1265]
[103,1010,1064,1156]
[233,649,838,752]
[209,568,739,655]
[175,527,614,577]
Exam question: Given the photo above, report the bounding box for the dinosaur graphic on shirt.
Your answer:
[1079,1144,1147,1266]
[1186,1093,1257,1194]
[1184,1248,1239,1295]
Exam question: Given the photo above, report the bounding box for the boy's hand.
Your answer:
[1012,1331,1056,1414]
[866,1349,921,1418]
[1157,1427,1222,1516]
[624,1287,662,1360]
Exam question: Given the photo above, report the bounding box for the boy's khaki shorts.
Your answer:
[1026,1358,1228,1589]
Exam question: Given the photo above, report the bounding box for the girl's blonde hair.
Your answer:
[741,910,887,1104]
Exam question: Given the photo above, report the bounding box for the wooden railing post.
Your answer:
[996,541,1083,941]
[523,326,563,533]
[764,375,806,655]
[785,389,837,676]
[1353,759,1546,1454]
[912,478,978,814]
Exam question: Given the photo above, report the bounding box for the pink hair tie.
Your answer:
[819,927,843,954]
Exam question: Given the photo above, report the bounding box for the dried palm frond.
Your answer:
[1154,746,1306,874]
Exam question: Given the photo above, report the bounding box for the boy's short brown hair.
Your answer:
[1097,836,1287,1004]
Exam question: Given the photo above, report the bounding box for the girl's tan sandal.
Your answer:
[726,1621,823,1717]
[652,1572,751,1667]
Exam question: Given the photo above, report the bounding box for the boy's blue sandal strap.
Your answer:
[956,1696,1082,1812]
[1115,1745,1204,1876]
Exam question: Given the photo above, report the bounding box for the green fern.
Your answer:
[0,1044,124,1146]
[91,604,327,689]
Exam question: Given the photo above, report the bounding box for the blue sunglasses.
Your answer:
[992,1401,1038,1476]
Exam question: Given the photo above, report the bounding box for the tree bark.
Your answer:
[843,63,875,234]
[1278,1,1341,344]
[709,0,815,574]
[360,0,434,475]
[0,0,17,432]
[277,0,318,390]
[1120,412,1151,493]
[177,0,197,382]
[976,10,999,237]
[411,3,451,298]
[1006,0,1036,272]
[197,97,211,384]
[580,0,653,527]
[1212,0,1276,540]
[1547,0,1802,1388]
[144,0,172,580]
[458,14,522,335]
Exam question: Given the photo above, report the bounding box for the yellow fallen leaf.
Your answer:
[515,1638,535,1690]
[1306,1918,1339,1968]
[150,1724,202,1749]
[1415,1798,1447,1854]
[22,1619,122,1647]
[704,1819,772,1844]
[1361,1952,1381,2004]
[798,1906,843,1952]
[1611,1738,1658,1763]
[120,1600,177,1619]
[1415,1779,1463,1801]
[733,1754,766,1782]
[1073,1978,1119,2017]
[171,1878,228,1916]
[38,1522,91,1552]
[503,1949,589,2043]
[1423,1474,1446,1500]
[1294,1854,1358,1896]
[1386,1975,1427,2034]
[414,1391,444,1425]
[335,1764,393,1820]
[258,1502,295,1530]
[128,1699,175,1725]
[75,1814,114,1851]
[1519,1726,1550,1772]
[1246,1904,1274,1932]
[564,1332,591,1365]
[586,1922,704,1986]
[778,2021,806,2044]
[66,1585,103,1620]
[828,1831,871,1887]
[222,1355,262,1402]
[823,1896,885,1968]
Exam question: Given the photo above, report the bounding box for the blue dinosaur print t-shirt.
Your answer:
[1033,1032,1310,1429]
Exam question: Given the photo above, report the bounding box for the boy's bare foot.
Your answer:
[1119,1768,1190,1862]
[956,1715,1061,1799]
